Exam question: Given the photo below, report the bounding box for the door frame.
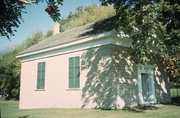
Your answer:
[137,64,156,105]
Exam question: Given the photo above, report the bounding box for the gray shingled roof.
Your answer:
[18,16,116,56]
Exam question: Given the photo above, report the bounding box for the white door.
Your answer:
[141,73,154,103]
[138,65,156,104]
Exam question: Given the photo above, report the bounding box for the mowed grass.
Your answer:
[0,100,180,118]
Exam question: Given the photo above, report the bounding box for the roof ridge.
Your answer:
[58,22,94,35]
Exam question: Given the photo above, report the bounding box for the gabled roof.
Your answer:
[18,16,116,56]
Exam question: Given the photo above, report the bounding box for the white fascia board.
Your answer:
[18,32,132,62]
[111,35,132,47]
[19,37,113,62]
[16,31,113,59]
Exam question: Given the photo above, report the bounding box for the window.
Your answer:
[69,56,80,88]
[37,62,46,89]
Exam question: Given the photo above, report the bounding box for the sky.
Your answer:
[0,0,100,53]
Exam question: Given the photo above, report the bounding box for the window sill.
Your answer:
[66,88,81,91]
[35,89,45,91]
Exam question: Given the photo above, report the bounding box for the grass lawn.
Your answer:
[0,100,180,118]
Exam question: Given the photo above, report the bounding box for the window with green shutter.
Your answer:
[37,62,46,89]
[69,56,80,88]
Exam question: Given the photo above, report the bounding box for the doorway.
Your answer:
[138,65,156,104]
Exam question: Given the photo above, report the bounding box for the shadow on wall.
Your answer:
[150,55,171,103]
[81,44,139,109]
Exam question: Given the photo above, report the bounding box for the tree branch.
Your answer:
[18,0,37,4]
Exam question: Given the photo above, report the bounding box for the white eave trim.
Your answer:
[16,31,113,59]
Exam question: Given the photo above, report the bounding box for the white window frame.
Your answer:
[137,64,156,105]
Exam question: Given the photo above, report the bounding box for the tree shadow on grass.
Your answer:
[18,115,29,118]
[122,105,159,113]
[165,96,180,106]
[171,96,180,104]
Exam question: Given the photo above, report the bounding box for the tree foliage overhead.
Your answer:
[99,0,180,83]
[0,0,25,39]
[100,0,180,64]
[0,0,62,39]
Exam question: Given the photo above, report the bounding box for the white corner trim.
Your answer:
[16,31,113,59]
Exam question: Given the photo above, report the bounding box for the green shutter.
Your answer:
[74,57,80,67]
[68,56,80,88]
[41,62,45,89]
[37,63,41,89]
[69,58,74,67]
[36,62,46,89]
[75,57,80,88]
[69,58,74,88]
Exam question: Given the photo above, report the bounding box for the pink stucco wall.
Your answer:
[20,50,86,109]
[20,44,171,109]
